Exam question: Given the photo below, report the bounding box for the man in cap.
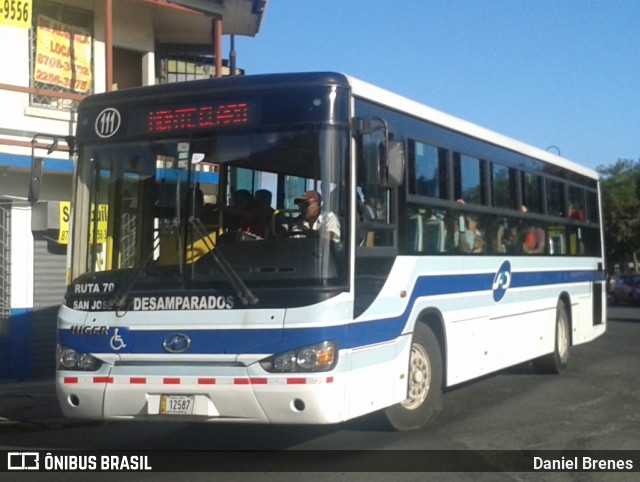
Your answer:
[292,190,341,242]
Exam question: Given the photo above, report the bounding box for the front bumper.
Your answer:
[56,364,344,424]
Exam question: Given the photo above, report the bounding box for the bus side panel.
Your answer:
[572,285,607,345]
[444,302,555,386]
[356,256,605,390]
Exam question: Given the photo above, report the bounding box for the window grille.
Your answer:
[29,0,94,110]
[0,202,10,336]
[157,43,242,84]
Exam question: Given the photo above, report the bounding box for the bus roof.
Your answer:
[78,72,352,110]
[345,74,598,181]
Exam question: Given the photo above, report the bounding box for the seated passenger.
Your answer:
[523,225,546,254]
[254,189,275,238]
[568,203,585,221]
[223,189,262,237]
[496,222,522,255]
[292,190,341,242]
[458,213,485,254]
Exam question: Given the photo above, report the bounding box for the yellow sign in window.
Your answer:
[34,14,92,92]
[59,202,108,245]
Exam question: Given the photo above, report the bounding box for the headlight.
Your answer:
[259,341,338,373]
[57,345,102,371]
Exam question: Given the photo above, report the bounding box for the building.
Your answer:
[0,0,267,379]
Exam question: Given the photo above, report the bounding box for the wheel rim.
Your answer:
[557,315,569,363]
[401,342,431,410]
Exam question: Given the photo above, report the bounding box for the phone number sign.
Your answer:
[0,0,31,29]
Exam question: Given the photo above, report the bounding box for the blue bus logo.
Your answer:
[492,261,512,302]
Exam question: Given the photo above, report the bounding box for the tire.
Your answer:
[533,301,570,374]
[384,323,443,431]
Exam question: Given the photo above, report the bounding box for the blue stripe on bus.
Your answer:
[59,268,604,356]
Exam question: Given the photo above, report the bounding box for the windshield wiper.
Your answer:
[112,173,186,312]
[188,216,259,306]
[112,197,257,310]
[111,219,178,311]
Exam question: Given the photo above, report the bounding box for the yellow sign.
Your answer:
[59,202,108,244]
[0,0,31,29]
[34,14,92,93]
[59,201,71,244]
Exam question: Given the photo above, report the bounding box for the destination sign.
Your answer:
[146,102,250,133]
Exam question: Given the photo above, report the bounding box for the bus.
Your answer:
[56,72,605,430]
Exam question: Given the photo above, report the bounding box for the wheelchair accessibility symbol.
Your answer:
[110,328,127,351]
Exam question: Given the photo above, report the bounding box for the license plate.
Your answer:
[160,395,194,415]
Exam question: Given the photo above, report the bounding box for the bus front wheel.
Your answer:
[384,323,443,431]
[533,301,570,374]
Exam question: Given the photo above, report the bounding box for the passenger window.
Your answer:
[454,153,485,205]
[547,179,565,217]
[548,226,566,255]
[407,205,447,254]
[454,210,486,254]
[586,190,600,223]
[409,140,447,198]
[568,185,586,221]
[521,172,542,213]
[491,163,516,209]
[494,217,524,255]
[357,183,393,248]
[580,227,601,256]
[356,127,394,249]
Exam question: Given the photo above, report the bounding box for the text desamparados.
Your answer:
[132,295,234,311]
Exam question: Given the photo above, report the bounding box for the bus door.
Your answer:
[353,118,404,317]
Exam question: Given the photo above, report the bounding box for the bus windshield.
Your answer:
[72,125,349,308]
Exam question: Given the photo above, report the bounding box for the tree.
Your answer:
[597,158,640,272]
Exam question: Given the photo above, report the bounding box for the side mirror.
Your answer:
[65,135,76,157]
[383,140,405,188]
[354,117,405,189]
[29,134,73,205]
[28,157,44,205]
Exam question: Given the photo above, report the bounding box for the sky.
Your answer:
[229,0,640,171]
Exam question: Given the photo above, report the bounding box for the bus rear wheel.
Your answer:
[384,323,443,431]
[533,300,570,374]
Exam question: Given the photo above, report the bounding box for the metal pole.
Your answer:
[229,35,236,76]
[106,0,113,91]
[213,18,223,77]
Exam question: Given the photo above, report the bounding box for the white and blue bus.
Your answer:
[56,72,605,430]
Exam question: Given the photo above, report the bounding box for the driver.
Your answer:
[292,190,341,242]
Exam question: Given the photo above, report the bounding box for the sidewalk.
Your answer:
[0,379,70,431]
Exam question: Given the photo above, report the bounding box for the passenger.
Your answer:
[523,224,546,254]
[452,200,484,254]
[495,222,507,254]
[458,213,485,254]
[223,189,258,233]
[292,190,341,242]
[568,203,585,221]
[496,222,522,255]
[254,189,275,237]
[452,199,465,251]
